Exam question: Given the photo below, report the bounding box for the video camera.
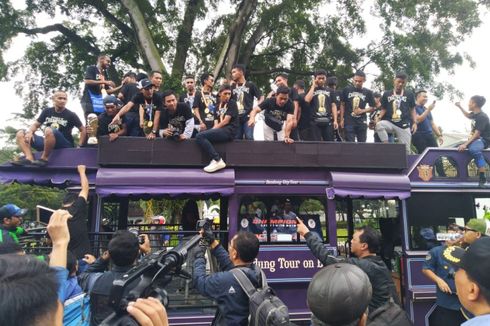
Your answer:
[101,219,213,326]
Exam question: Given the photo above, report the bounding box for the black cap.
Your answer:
[138,78,154,90]
[307,263,372,325]
[443,237,490,290]
[103,95,117,106]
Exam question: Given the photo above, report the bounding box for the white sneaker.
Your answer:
[204,159,226,173]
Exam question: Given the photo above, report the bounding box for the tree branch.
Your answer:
[18,24,100,54]
[84,0,134,39]
[249,67,313,76]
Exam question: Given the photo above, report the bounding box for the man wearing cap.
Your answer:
[422,224,466,326]
[297,220,400,312]
[13,90,86,167]
[308,263,372,326]
[112,78,163,137]
[93,95,128,142]
[444,237,490,325]
[0,204,28,244]
[463,218,488,247]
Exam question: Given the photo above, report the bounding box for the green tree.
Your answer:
[0,0,488,120]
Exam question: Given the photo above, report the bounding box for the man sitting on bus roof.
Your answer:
[297,220,400,312]
[13,90,86,167]
[193,230,261,326]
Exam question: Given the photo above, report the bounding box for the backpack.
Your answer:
[231,268,290,326]
[367,300,413,326]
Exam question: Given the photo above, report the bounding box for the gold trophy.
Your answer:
[392,99,401,122]
[318,93,326,114]
[143,120,153,136]
[351,96,361,117]
[87,113,99,145]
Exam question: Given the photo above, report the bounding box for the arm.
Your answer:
[431,121,444,145]
[284,114,294,144]
[455,102,471,118]
[182,117,195,139]
[293,100,299,127]
[211,243,234,271]
[193,107,206,130]
[77,165,89,201]
[153,110,161,134]
[304,83,315,103]
[332,102,338,130]
[340,102,345,128]
[257,95,265,105]
[213,115,231,129]
[247,106,262,127]
[459,130,481,151]
[421,269,452,294]
[113,101,135,122]
[24,121,42,144]
[297,217,340,266]
[84,79,111,87]
[139,105,145,128]
[78,126,87,147]
[47,209,71,269]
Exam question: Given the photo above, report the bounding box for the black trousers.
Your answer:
[311,122,334,141]
[428,305,466,326]
[345,121,367,142]
[412,132,438,153]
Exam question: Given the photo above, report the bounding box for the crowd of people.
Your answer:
[8,55,490,182]
[1,181,490,326]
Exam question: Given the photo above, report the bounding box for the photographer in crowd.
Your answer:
[193,230,261,326]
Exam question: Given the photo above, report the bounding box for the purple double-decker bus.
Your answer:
[1,138,488,325]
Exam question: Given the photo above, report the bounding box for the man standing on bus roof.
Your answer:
[297,219,400,313]
[375,71,417,153]
[422,224,466,326]
[13,90,86,167]
[443,237,490,326]
[81,54,116,116]
[455,96,490,188]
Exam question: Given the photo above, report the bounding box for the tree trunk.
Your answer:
[239,22,266,68]
[120,0,166,74]
[171,0,204,81]
[213,0,258,78]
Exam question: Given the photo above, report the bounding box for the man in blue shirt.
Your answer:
[422,224,465,326]
[444,237,490,326]
[412,90,443,153]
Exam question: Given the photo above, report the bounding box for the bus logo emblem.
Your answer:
[417,164,433,182]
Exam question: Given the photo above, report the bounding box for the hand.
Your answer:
[106,81,116,88]
[47,210,71,246]
[146,133,156,140]
[284,137,294,144]
[162,129,172,137]
[333,121,339,130]
[109,133,119,142]
[83,254,97,265]
[199,123,207,131]
[127,297,169,326]
[139,234,151,254]
[455,101,461,108]
[24,131,33,144]
[77,165,86,174]
[111,115,121,125]
[296,217,310,237]
[101,250,110,261]
[436,278,452,294]
[178,134,187,141]
[247,118,255,127]
[438,136,444,145]
[411,123,417,134]
[340,120,344,129]
[140,122,145,129]
[428,101,436,110]
[201,227,216,244]
[458,143,467,152]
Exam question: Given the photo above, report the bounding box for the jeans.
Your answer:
[32,129,73,151]
[469,138,486,168]
[345,122,367,142]
[125,111,143,137]
[235,119,254,140]
[196,128,233,161]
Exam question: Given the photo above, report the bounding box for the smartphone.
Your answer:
[36,205,55,225]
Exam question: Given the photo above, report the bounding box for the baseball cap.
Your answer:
[465,218,487,234]
[307,263,372,325]
[138,78,154,90]
[0,204,28,219]
[103,95,117,106]
[443,237,490,290]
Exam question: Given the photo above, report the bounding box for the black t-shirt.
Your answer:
[231,81,262,117]
[83,65,109,95]
[130,92,164,120]
[193,91,217,130]
[259,98,294,126]
[470,111,490,145]
[159,102,194,134]
[381,90,416,128]
[179,93,196,110]
[215,99,239,136]
[120,83,139,105]
[36,107,83,145]
[67,196,91,259]
[310,87,336,119]
[341,86,376,123]
[97,112,127,137]
[297,93,312,129]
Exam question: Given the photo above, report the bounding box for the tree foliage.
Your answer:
[0,0,488,119]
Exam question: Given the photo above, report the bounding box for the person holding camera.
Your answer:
[305,69,338,142]
[196,84,238,173]
[248,86,295,143]
[158,90,195,141]
[193,230,261,326]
